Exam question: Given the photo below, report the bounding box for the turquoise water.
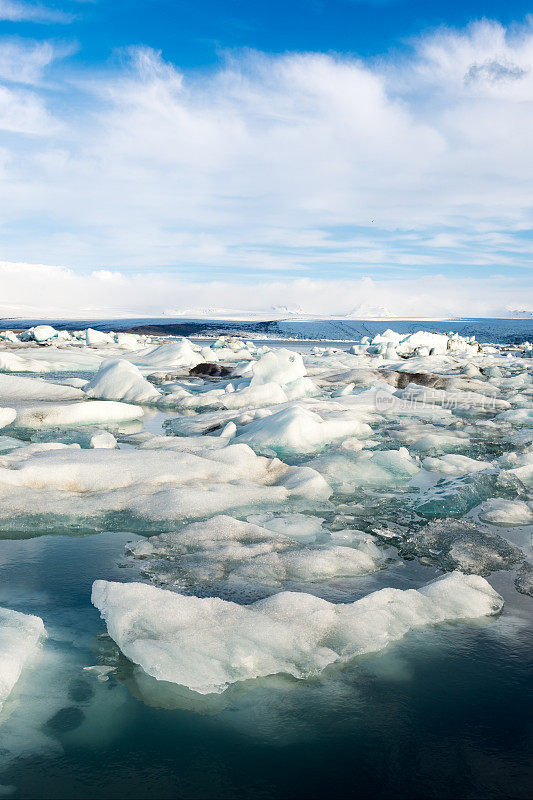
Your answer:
[0,528,531,799]
[0,328,532,799]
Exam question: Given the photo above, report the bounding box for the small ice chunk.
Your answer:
[84,359,161,404]
[235,404,371,456]
[0,409,16,430]
[90,431,117,449]
[15,400,144,429]
[478,498,533,526]
[0,606,46,712]
[515,562,533,597]
[421,454,492,476]
[250,349,306,387]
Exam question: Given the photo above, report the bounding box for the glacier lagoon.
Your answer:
[0,322,531,799]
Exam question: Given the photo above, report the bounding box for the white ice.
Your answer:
[84,359,161,404]
[92,573,503,695]
[0,606,46,713]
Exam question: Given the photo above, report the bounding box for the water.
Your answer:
[1,325,532,799]
[0,531,531,800]
[3,316,533,344]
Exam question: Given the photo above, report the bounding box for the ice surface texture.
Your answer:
[126,514,385,599]
[0,443,331,531]
[84,359,161,404]
[92,573,503,694]
[0,607,45,712]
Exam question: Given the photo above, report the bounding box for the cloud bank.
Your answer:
[0,19,532,316]
[0,261,528,319]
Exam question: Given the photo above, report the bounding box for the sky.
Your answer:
[0,0,532,318]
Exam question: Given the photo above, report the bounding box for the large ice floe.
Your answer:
[0,322,531,734]
[0,442,330,532]
[92,573,503,694]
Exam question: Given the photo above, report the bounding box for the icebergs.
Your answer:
[86,328,114,347]
[91,573,503,694]
[14,400,144,429]
[30,325,59,343]
[249,349,306,387]
[0,374,83,403]
[0,607,46,712]
[136,340,203,371]
[84,359,161,404]
[234,404,371,456]
[0,443,331,531]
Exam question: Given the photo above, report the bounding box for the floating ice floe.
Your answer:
[0,374,83,403]
[0,443,331,532]
[91,572,503,695]
[308,446,420,491]
[14,400,144,429]
[126,514,385,599]
[394,519,524,575]
[478,498,533,525]
[84,359,161,404]
[234,404,371,456]
[0,606,46,713]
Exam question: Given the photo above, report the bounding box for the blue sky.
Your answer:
[0,0,532,317]
[10,0,533,65]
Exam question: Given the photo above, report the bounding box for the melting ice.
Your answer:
[0,322,532,784]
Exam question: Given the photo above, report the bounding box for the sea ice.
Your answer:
[0,607,46,713]
[234,404,371,456]
[14,400,144,429]
[91,572,503,694]
[126,514,385,598]
[84,359,161,404]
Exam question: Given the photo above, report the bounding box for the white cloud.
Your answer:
[0,261,530,319]
[0,38,74,84]
[0,82,57,132]
[0,19,532,314]
[0,1,72,24]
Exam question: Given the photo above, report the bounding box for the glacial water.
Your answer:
[0,324,532,799]
[0,526,531,799]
